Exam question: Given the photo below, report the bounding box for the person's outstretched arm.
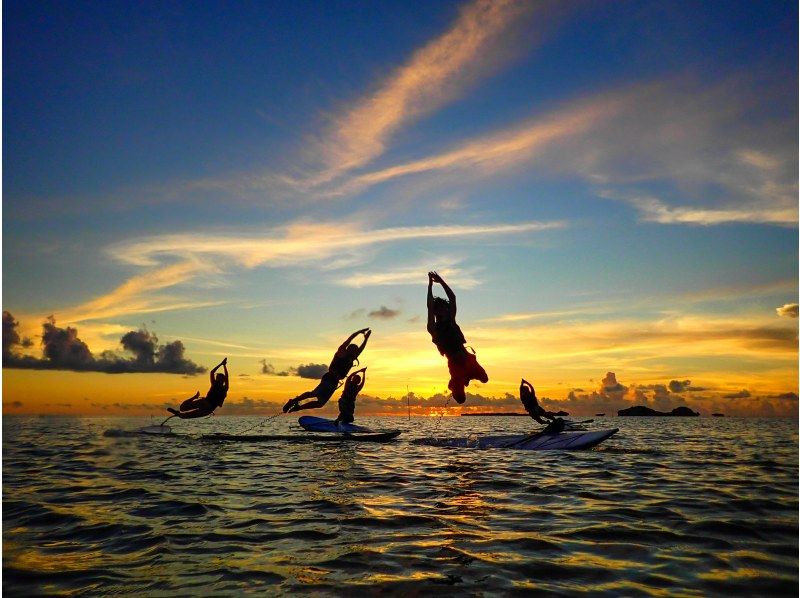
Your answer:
[434,272,457,317]
[427,272,435,332]
[354,367,367,392]
[340,329,367,351]
[209,358,226,385]
[221,358,229,389]
[356,329,371,355]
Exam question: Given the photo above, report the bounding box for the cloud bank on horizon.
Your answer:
[3,311,204,375]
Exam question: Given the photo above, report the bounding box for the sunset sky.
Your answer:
[3,0,797,417]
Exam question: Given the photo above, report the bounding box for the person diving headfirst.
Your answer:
[519,378,565,434]
[167,358,229,419]
[335,367,366,425]
[283,328,371,413]
[427,271,488,404]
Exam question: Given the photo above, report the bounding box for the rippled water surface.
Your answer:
[3,415,797,595]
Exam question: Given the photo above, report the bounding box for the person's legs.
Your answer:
[176,407,213,419]
[464,353,489,385]
[447,354,468,403]
[286,379,336,412]
[543,418,565,434]
[473,358,489,384]
[290,399,325,412]
[179,392,202,411]
[450,382,466,404]
[283,390,317,412]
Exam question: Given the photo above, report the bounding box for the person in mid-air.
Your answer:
[283,328,371,413]
[519,378,564,434]
[335,367,367,426]
[427,271,488,404]
[167,358,229,419]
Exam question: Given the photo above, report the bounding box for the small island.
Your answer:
[712,413,725,417]
[618,405,700,417]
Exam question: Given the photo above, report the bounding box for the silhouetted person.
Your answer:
[283,328,371,413]
[335,367,366,425]
[427,271,488,404]
[167,358,229,418]
[520,378,564,434]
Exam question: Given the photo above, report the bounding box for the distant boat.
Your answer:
[595,413,605,417]
[712,413,725,417]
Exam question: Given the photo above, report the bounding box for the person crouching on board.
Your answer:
[427,271,488,404]
[167,358,229,418]
[335,367,367,426]
[519,378,564,434]
[283,328,371,413]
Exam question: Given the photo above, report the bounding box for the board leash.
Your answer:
[429,393,452,439]
[238,410,283,435]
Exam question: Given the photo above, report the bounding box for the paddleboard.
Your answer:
[138,425,174,435]
[413,428,618,451]
[298,415,374,433]
[201,430,401,443]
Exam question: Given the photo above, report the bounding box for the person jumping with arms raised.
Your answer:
[427,271,488,404]
[335,367,367,426]
[283,328,371,413]
[519,378,565,434]
[167,358,229,419]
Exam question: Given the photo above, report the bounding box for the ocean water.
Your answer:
[3,415,797,596]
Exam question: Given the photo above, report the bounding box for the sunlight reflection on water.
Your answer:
[3,415,797,595]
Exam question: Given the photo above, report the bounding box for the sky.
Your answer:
[3,0,798,417]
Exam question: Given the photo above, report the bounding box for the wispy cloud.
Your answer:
[327,93,626,196]
[43,220,560,325]
[55,261,224,324]
[480,305,616,323]
[336,256,482,289]
[608,193,797,227]
[324,75,797,227]
[108,220,565,269]
[299,0,555,186]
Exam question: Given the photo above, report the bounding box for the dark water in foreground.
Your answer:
[3,415,798,596]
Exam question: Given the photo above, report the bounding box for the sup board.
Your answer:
[413,428,618,451]
[138,425,174,435]
[201,430,401,443]
[298,415,375,433]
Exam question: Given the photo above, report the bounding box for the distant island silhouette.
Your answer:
[712,413,725,417]
[618,405,700,416]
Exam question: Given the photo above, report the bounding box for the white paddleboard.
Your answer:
[414,428,618,450]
